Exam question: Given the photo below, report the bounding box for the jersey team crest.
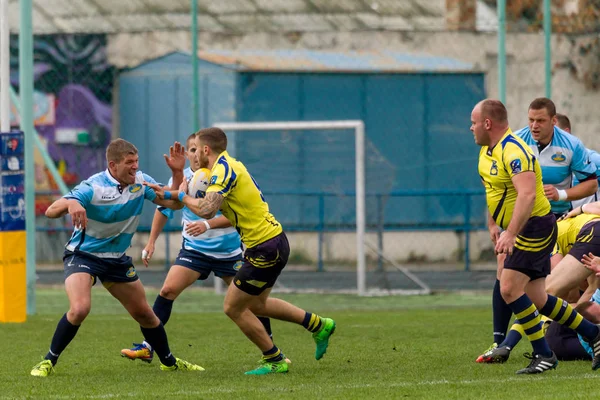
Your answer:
[551,152,566,162]
[510,159,522,174]
[490,160,498,176]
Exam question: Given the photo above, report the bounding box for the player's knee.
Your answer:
[130,305,158,327]
[248,301,267,316]
[223,303,237,319]
[159,285,180,300]
[499,282,519,303]
[545,280,560,297]
[545,278,569,298]
[223,301,244,320]
[68,303,91,324]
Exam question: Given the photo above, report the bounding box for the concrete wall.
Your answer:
[128,230,493,266]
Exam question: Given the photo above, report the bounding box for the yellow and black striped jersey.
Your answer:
[553,213,600,256]
[206,151,282,248]
[479,129,551,230]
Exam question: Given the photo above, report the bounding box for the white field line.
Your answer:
[6,373,600,399]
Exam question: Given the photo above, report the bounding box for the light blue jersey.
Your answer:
[572,149,600,210]
[64,170,157,258]
[578,289,600,357]
[158,167,242,259]
[515,125,597,214]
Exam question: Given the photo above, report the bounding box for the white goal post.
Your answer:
[214,120,368,295]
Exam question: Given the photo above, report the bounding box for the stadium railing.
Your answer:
[36,189,486,271]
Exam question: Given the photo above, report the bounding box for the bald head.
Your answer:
[471,99,509,147]
[478,99,508,125]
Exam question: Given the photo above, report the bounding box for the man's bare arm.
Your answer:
[182,192,224,219]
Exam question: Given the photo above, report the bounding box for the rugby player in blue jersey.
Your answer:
[30,139,203,377]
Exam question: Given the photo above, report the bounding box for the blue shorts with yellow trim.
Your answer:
[174,247,242,280]
[63,250,138,286]
[504,213,557,280]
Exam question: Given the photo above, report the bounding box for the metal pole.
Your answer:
[9,86,68,195]
[20,0,35,315]
[543,0,552,98]
[317,194,324,272]
[0,0,8,132]
[356,122,366,296]
[377,194,384,272]
[464,194,471,272]
[497,0,506,104]
[191,0,199,131]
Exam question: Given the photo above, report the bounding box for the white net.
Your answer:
[217,120,430,295]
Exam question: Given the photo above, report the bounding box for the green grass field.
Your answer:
[2,289,600,399]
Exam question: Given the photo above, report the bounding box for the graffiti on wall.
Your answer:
[7,34,115,214]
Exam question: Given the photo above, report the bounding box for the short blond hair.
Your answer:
[106,139,138,163]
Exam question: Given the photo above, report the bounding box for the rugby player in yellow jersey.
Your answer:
[471,99,600,374]
[146,127,335,375]
[479,211,600,363]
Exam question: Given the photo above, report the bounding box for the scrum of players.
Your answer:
[473,97,600,374]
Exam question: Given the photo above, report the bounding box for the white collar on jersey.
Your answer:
[104,169,126,194]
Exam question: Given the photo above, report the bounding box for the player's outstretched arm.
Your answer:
[575,202,600,217]
[181,192,223,220]
[45,197,85,220]
[143,182,184,210]
[46,198,88,229]
[45,197,71,218]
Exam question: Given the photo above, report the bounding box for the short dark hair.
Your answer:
[480,99,508,124]
[186,133,196,148]
[106,139,138,163]
[196,127,227,154]
[555,113,571,131]
[529,97,556,117]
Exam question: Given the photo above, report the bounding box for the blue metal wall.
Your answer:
[119,53,236,228]
[234,72,486,230]
[119,53,486,231]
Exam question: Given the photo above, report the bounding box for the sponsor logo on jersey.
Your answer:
[210,175,218,185]
[130,184,142,193]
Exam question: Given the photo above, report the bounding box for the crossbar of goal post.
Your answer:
[213,120,367,296]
